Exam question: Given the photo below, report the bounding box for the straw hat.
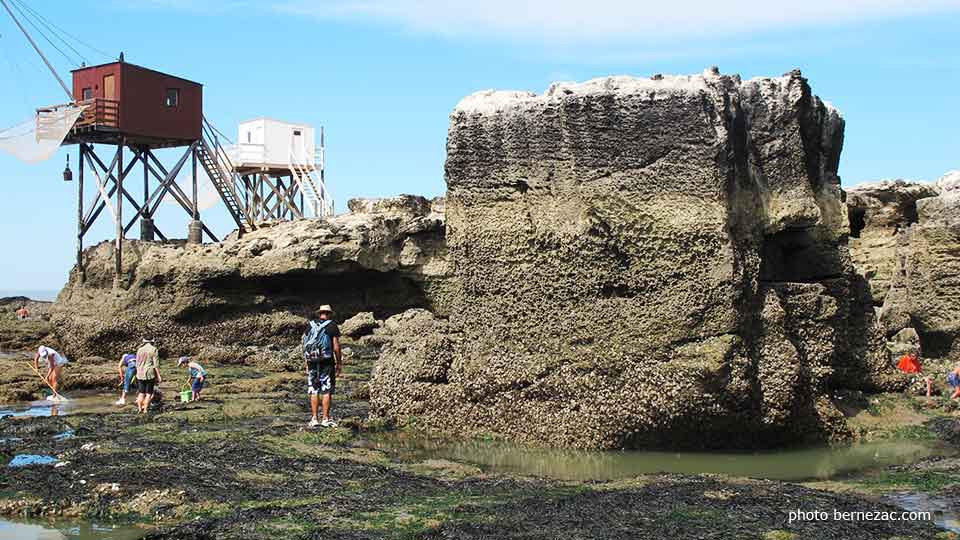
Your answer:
[316,305,334,315]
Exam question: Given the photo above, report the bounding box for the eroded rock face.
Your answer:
[51,196,449,358]
[846,180,940,305]
[844,172,960,359]
[865,172,960,358]
[370,70,894,450]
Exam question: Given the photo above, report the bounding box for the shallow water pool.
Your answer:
[887,491,960,533]
[0,519,147,540]
[369,433,954,482]
[0,394,120,419]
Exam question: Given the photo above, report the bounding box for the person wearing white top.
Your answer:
[34,345,69,397]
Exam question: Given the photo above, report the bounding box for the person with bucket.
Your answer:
[177,357,207,402]
[33,345,69,401]
[302,305,342,428]
[115,353,138,406]
[135,338,162,414]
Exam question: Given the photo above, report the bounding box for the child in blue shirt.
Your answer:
[177,357,208,402]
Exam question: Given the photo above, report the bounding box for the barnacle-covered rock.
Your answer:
[371,69,894,450]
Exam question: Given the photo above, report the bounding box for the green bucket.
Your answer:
[180,390,191,403]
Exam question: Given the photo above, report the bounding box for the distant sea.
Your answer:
[0,289,60,302]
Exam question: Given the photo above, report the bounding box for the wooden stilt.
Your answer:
[77,144,85,283]
[115,142,123,284]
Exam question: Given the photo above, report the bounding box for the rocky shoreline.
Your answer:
[5,68,960,538]
[0,348,956,540]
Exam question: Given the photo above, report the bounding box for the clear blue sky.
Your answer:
[0,0,958,293]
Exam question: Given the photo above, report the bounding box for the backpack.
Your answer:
[302,320,333,361]
[949,372,960,388]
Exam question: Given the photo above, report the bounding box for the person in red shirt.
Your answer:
[897,352,931,397]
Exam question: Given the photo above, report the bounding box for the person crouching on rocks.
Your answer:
[34,345,68,399]
[302,305,342,428]
[897,351,932,397]
[177,357,207,402]
[948,365,960,400]
[116,353,137,406]
[135,339,162,414]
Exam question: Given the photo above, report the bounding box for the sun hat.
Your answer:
[177,356,190,366]
[37,346,48,358]
[316,304,334,315]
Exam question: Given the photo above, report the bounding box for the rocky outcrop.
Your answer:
[858,172,960,358]
[0,297,53,352]
[341,311,381,338]
[370,69,897,450]
[844,172,960,359]
[846,180,939,305]
[51,196,449,358]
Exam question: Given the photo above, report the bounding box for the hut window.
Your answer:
[164,88,180,108]
[293,129,302,136]
[81,87,93,100]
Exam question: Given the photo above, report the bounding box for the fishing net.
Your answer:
[0,105,85,163]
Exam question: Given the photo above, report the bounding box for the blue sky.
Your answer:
[0,0,958,292]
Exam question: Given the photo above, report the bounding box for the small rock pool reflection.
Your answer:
[368,432,951,482]
[367,432,960,532]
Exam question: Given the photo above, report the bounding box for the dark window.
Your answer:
[164,88,180,108]
[81,87,93,100]
[293,129,302,136]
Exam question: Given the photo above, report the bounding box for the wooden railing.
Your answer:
[37,98,120,130]
[72,98,120,129]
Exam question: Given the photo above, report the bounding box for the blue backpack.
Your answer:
[302,320,333,361]
[949,372,960,388]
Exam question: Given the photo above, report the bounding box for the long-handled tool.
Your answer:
[28,361,68,402]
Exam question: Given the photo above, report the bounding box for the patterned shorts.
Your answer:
[307,361,336,395]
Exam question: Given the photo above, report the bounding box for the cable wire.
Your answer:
[8,0,82,67]
[10,0,114,62]
[10,0,86,64]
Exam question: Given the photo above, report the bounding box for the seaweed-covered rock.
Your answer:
[371,69,893,450]
[51,196,450,358]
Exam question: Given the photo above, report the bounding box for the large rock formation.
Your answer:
[848,171,960,358]
[371,69,896,450]
[52,196,449,358]
[846,180,939,306]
